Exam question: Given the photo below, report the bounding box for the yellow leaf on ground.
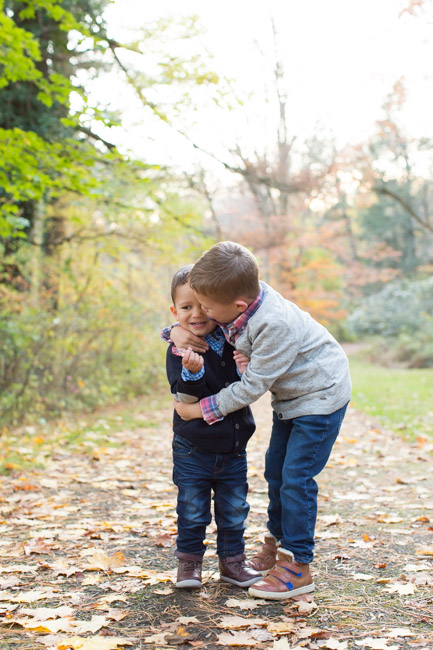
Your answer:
[84,550,125,571]
[376,514,403,524]
[266,621,297,635]
[416,545,433,557]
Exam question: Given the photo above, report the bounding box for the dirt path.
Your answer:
[1,396,432,650]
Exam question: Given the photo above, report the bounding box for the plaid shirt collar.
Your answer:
[216,288,264,346]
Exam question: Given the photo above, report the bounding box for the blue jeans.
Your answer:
[172,435,249,558]
[265,403,348,564]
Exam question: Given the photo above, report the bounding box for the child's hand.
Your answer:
[233,350,250,375]
[182,347,204,373]
[171,326,209,353]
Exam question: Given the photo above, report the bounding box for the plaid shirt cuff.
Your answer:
[161,323,179,342]
[181,366,205,382]
[200,395,224,424]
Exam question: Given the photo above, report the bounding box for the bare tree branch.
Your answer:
[373,184,433,234]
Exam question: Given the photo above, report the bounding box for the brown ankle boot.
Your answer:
[219,553,262,587]
[248,534,281,574]
[175,551,203,588]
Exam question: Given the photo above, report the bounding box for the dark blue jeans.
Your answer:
[172,435,249,558]
[265,403,348,564]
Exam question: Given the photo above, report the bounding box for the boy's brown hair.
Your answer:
[170,264,194,303]
[189,241,260,303]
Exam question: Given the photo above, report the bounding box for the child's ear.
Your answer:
[170,305,177,318]
[235,299,248,313]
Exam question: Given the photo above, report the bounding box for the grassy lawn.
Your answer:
[349,355,433,440]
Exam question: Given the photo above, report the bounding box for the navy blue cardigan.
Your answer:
[166,342,256,454]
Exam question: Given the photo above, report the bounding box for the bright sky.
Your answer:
[96,0,433,168]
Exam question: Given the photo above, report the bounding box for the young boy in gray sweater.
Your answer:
[171,241,351,600]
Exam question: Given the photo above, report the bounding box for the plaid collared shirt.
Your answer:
[200,288,264,424]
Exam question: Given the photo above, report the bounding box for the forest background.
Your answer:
[1,0,432,432]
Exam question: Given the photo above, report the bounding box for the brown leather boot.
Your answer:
[248,533,282,574]
[175,551,203,588]
[219,553,262,587]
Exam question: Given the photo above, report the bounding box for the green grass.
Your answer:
[349,356,433,440]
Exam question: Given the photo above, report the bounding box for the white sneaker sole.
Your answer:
[176,579,201,588]
[248,581,315,600]
[221,575,263,588]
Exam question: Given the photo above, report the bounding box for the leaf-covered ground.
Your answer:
[1,395,433,650]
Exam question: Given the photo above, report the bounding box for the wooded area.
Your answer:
[1,0,432,427]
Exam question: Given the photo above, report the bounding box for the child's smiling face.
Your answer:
[170,283,215,337]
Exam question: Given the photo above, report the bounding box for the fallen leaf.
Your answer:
[154,533,173,547]
[177,616,200,624]
[72,615,110,634]
[53,635,135,649]
[225,598,263,610]
[218,615,267,629]
[272,640,294,650]
[84,550,126,572]
[10,588,57,602]
[352,573,375,581]
[105,609,128,622]
[0,564,37,574]
[266,621,297,635]
[416,545,433,557]
[142,632,168,644]
[18,606,74,621]
[294,599,317,614]
[216,631,258,646]
[385,628,415,638]
[319,639,348,650]
[23,537,52,555]
[354,637,399,650]
[384,582,416,595]
[376,514,403,524]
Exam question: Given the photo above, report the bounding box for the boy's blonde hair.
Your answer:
[189,241,260,303]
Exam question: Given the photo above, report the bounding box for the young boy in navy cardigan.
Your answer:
[166,265,261,589]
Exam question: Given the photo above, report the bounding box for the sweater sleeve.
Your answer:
[204,319,302,418]
[166,346,206,403]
